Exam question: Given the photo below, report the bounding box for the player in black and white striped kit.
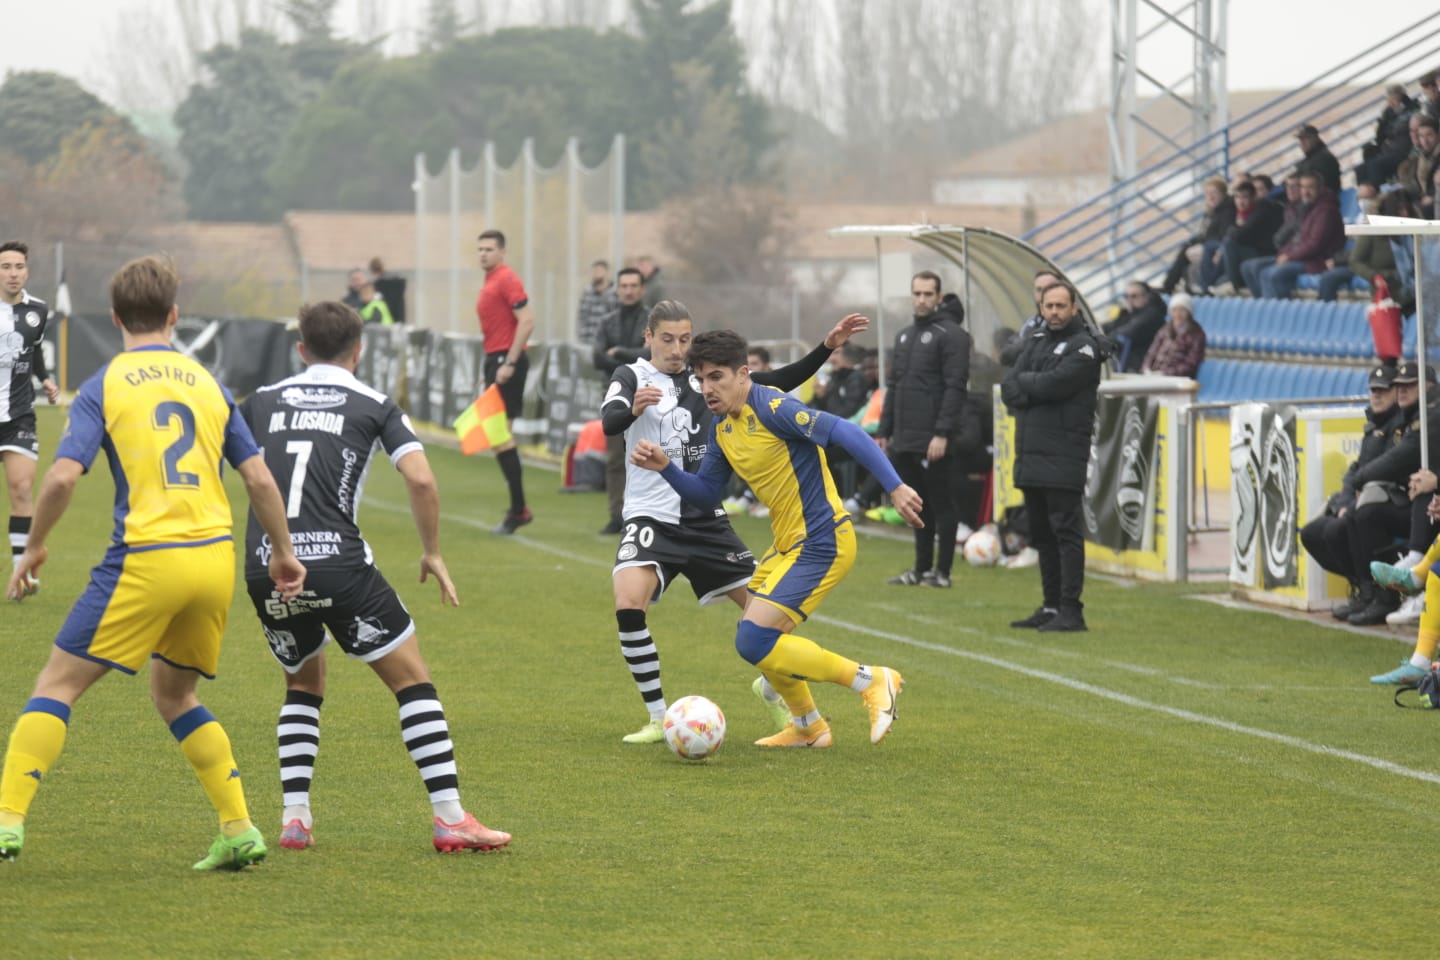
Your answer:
[239,301,510,854]
[603,300,871,743]
[0,241,60,599]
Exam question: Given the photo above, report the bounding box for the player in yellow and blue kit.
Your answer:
[0,256,306,870]
[632,329,924,748]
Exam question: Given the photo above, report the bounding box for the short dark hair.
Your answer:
[1421,70,1438,87]
[911,270,942,294]
[1234,181,1257,198]
[368,256,384,274]
[1254,174,1275,192]
[747,345,771,366]
[1033,268,1060,282]
[110,255,178,334]
[688,329,748,371]
[0,241,28,261]
[616,266,644,285]
[1418,114,1440,132]
[646,299,692,333]
[1038,280,1077,306]
[1297,170,1322,186]
[591,259,609,270]
[478,229,506,248]
[298,301,363,362]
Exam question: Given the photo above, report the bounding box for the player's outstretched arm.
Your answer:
[824,417,925,529]
[236,456,307,601]
[5,458,81,601]
[397,451,459,606]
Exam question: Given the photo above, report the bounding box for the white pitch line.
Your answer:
[810,612,1440,787]
[375,498,1440,787]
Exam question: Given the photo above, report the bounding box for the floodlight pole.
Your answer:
[1418,234,1429,472]
[874,237,885,386]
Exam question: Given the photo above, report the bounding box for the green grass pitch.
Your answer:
[1,406,1432,959]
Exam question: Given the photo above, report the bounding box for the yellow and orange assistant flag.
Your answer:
[451,385,512,454]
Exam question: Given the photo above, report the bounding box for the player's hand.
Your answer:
[6,546,46,601]
[41,379,59,404]
[1429,495,1440,522]
[889,483,925,529]
[926,436,948,462]
[495,364,514,386]
[420,553,459,607]
[630,439,670,471]
[824,313,870,350]
[632,385,663,415]
[269,554,307,602]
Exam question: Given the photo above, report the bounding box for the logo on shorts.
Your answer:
[349,616,390,651]
[617,544,638,561]
[263,626,299,660]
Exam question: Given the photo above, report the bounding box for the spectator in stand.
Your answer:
[1159,176,1235,296]
[1238,174,1307,295]
[576,259,616,345]
[1313,203,1397,301]
[1140,292,1206,378]
[1251,172,1278,201]
[1398,113,1440,206]
[1299,363,1401,621]
[1420,70,1440,121]
[1102,281,1166,372]
[1343,361,1436,625]
[1000,270,1060,366]
[1357,84,1419,187]
[1293,123,1341,194]
[1252,172,1345,300]
[1212,179,1283,295]
[637,256,666,309]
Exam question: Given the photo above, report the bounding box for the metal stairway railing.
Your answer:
[1024,13,1440,309]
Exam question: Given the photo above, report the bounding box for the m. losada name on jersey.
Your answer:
[267,410,346,435]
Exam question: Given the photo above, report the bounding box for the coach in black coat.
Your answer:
[877,282,971,584]
[1000,281,1103,632]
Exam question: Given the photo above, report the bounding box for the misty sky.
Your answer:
[7,0,1439,110]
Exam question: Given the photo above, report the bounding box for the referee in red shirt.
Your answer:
[475,229,535,534]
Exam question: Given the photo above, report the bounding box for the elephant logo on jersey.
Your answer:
[666,405,703,439]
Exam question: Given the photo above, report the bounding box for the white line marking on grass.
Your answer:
[811,612,1440,787]
[383,500,1440,786]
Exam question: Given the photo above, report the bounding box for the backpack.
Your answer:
[1393,666,1440,709]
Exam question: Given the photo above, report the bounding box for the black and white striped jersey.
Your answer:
[240,363,423,579]
[602,358,725,525]
[0,293,49,422]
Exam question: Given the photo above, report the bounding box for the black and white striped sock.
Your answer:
[9,516,29,567]
[618,608,665,722]
[396,683,464,823]
[278,690,322,827]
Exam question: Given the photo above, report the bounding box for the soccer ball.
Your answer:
[663,696,726,760]
[963,529,1003,567]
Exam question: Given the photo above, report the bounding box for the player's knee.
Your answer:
[734,620,780,665]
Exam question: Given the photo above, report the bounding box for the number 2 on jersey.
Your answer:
[153,401,200,488]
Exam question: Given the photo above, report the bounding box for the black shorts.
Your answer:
[613,516,755,605]
[0,413,39,459]
[483,351,529,422]
[246,565,415,673]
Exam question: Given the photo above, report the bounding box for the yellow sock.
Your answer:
[1418,535,1440,580]
[0,699,71,825]
[1417,575,1440,662]
[762,671,820,725]
[756,632,860,687]
[170,707,249,826]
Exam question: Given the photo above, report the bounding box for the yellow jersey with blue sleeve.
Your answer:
[714,384,846,553]
[56,345,260,550]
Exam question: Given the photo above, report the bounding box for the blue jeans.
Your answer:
[1196,240,1225,292]
[1240,256,1276,295]
[1260,261,1306,299]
